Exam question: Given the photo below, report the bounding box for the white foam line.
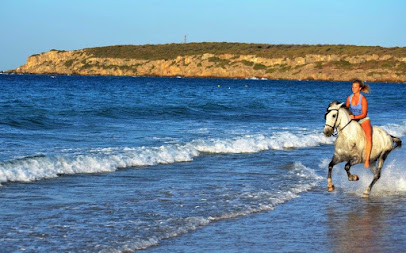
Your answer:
[0,145,199,185]
[193,130,334,153]
[0,131,331,185]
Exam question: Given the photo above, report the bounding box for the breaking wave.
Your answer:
[0,130,331,185]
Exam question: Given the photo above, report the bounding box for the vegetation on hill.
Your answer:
[17,42,406,82]
[84,42,406,60]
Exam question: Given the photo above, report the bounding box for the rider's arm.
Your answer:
[346,96,350,108]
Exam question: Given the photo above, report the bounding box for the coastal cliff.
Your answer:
[13,43,406,82]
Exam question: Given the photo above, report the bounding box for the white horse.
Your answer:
[324,101,402,197]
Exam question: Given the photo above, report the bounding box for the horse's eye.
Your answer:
[332,114,336,118]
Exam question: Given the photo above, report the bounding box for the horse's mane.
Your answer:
[327,101,341,108]
[342,106,352,115]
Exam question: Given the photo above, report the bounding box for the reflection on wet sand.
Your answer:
[327,199,395,253]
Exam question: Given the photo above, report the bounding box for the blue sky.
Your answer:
[1,0,405,71]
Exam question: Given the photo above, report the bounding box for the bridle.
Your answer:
[324,108,353,137]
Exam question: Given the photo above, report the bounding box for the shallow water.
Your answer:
[147,188,406,253]
[0,75,405,252]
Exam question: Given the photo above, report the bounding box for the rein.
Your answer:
[325,108,353,137]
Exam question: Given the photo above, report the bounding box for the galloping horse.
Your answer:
[324,101,402,197]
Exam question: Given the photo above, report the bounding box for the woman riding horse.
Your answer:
[346,79,372,168]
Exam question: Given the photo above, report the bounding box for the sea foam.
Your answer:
[0,130,331,185]
[380,120,406,138]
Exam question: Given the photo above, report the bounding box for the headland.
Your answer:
[11,42,406,82]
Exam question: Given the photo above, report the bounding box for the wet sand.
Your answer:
[146,180,406,252]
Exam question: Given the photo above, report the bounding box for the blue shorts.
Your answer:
[357,117,370,124]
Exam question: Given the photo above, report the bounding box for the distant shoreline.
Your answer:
[3,72,406,85]
[11,42,406,83]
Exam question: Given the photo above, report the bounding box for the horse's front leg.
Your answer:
[327,154,341,192]
[344,159,359,181]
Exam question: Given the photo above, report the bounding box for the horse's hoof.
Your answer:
[327,185,335,192]
[349,175,359,181]
[362,191,370,198]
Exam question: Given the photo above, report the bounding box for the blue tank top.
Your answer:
[349,94,363,116]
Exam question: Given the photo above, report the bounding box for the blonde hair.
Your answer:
[352,79,370,93]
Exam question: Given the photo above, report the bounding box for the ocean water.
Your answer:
[0,74,405,252]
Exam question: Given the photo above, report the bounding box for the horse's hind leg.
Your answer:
[363,150,391,198]
[344,160,359,181]
[327,154,341,192]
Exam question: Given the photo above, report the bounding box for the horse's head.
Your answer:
[324,101,345,137]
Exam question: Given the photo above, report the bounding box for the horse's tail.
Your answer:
[390,135,402,150]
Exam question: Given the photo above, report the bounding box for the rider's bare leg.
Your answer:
[360,119,372,168]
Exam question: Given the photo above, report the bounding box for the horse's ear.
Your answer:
[338,102,345,108]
